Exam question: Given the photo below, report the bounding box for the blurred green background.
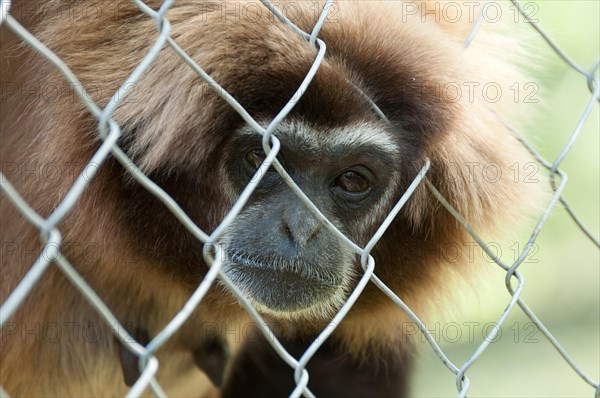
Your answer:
[411,1,599,397]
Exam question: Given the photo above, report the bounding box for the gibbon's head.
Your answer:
[99,1,462,323]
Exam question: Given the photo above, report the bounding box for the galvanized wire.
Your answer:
[0,1,598,397]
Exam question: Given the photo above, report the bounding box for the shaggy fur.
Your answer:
[1,1,540,396]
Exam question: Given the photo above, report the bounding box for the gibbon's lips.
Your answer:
[225,252,342,313]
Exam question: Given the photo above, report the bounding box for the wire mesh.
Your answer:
[0,1,598,397]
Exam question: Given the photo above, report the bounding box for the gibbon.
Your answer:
[1,1,540,396]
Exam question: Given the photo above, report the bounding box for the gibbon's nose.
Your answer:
[282,206,321,248]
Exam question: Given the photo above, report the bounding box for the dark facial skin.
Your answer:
[220,123,400,316]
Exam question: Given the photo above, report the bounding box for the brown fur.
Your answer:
[1,1,541,396]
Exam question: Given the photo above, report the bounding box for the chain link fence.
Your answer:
[0,0,598,397]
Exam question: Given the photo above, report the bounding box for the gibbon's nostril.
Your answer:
[282,222,294,242]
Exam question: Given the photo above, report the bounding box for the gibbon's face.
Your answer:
[220,119,404,318]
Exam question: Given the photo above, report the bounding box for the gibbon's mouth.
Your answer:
[223,253,343,313]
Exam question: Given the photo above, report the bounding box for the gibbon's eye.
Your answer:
[334,171,370,193]
[246,149,266,169]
